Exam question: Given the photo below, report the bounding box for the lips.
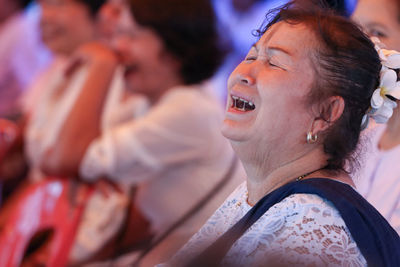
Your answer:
[231,95,256,111]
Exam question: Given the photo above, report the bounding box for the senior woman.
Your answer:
[165,1,400,266]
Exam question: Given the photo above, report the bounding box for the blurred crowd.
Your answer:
[0,0,399,266]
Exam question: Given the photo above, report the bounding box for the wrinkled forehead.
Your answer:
[258,21,320,61]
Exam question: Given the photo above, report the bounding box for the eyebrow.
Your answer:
[268,46,293,57]
[365,22,387,30]
[251,43,293,57]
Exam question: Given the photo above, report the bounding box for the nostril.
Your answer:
[241,79,249,84]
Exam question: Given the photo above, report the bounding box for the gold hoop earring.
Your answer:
[306,131,318,144]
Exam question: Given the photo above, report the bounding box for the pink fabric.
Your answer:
[0,5,51,117]
[355,123,400,234]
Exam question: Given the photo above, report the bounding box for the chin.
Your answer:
[221,119,250,142]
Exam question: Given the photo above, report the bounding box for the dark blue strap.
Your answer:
[187,178,400,267]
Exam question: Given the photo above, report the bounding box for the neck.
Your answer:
[245,147,328,205]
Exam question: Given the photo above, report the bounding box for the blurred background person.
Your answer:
[22,0,245,265]
[24,0,112,178]
[353,0,400,50]
[23,0,134,264]
[1,0,111,206]
[352,0,400,234]
[0,0,51,119]
[0,0,125,265]
[22,0,108,114]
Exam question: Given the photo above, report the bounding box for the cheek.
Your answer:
[126,40,153,64]
[227,65,243,89]
[255,103,310,147]
[384,30,400,51]
[257,79,311,125]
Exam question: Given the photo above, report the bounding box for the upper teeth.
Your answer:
[232,96,255,111]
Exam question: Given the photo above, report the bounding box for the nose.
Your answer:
[239,74,255,85]
[111,36,133,64]
[227,62,257,90]
[236,62,257,86]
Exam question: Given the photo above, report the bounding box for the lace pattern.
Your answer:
[170,182,367,266]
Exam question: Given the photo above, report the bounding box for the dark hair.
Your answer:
[258,0,381,171]
[76,0,107,16]
[394,0,400,23]
[19,0,33,9]
[323,0,351,17]
[128,0,225,85]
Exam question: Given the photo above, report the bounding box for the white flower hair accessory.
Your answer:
[362,37,400,129]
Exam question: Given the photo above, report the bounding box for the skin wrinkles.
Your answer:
[223,22,318,195]
[223,21,349,204]
[248,44,294,71]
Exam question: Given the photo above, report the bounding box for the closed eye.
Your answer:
[268,60,285,70]
[245,56,257,61]
[268,60,278,67]
[369,29,387,38]
[365,24,388,39]
[245,45,258,62]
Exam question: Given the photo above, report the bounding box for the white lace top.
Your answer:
[169,182,367,266]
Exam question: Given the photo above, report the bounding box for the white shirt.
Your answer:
[80,84,246,266]
[80,83,244,234]
[168,182,366,266]
[25,61,147,172]
[24,63,148,262]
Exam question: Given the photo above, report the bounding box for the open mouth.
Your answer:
[231,95,256,111]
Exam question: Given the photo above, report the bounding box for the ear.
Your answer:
[311,96,345,134]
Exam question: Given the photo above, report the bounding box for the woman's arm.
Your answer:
[78,89,221,185]
[41,43,119,177]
